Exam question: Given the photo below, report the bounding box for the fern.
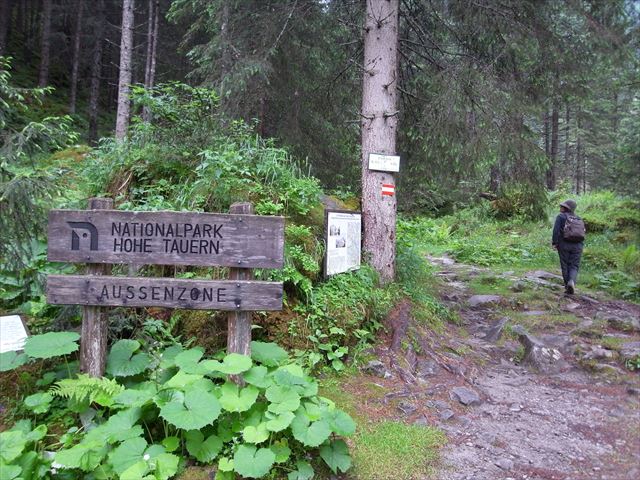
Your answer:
[50,374,124,406]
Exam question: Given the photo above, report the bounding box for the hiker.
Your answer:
[552,199,586,294]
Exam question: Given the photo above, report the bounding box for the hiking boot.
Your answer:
[567,280,575,295]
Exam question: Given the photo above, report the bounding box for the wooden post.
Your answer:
[80,197,113,377]
[227,202,253,384]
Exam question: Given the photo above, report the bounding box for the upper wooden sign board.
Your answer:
[48,210,285,268]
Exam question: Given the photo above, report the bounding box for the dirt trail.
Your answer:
[367,255,640,480]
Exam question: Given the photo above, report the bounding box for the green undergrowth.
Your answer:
[0,332,356,479]
[400,191,640,302]
[319,379,445,480]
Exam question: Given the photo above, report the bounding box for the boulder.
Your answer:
[450,386,482,406]
[397,401,417,415]
[620,341,640,361]
[514,326,569,373]
[525,270,563,282]
[415,360,440,379]
[595,311,640,333]
[363,360,391,378]
[483,317,509,342]
[468,295,503,308]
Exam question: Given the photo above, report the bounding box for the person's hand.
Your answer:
[552,244,558,250]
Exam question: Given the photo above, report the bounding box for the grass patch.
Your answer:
[352,421,445,480]
[507,311,580,331]
[468,274,512,295]
[600,336,627,351]
[320,376,446,479]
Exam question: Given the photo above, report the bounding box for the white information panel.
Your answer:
[325,211,361,276]
[368,153,400,172]
[0,315,29,353]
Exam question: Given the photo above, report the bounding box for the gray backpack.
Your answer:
[563,214,586,242]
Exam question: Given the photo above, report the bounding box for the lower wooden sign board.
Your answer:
[47,275,283,311]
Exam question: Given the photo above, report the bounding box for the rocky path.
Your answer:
[364,256,640,480]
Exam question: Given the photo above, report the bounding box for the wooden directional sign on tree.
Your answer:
[47,209,285,268]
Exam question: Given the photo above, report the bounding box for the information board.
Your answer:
[0,315,29,353]
[48,210,285,268]
[324,210,362,276]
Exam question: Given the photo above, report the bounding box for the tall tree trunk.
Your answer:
[361,0,399,284]
[69,0,83,113]
[38,0,52,87]
[149,0,159,87]
[575,109,582,194]
[115,0,135,140]
[546,102,559,190]
[144,0,154,88]
[543,110,550,158]
[564,103,570,167]
[88,0,105,143]
[142,0,159,122]
[0,0,11,57]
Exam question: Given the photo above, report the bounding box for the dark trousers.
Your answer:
[558,242,583,285]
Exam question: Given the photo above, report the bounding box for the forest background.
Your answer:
[0,0,639,479]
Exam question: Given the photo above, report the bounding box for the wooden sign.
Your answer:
[0,315,29,353]
[48,210,284,269]
[368,153,400,172]
[47,275,283,311]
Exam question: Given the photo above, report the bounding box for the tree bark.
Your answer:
[0,0,11,57]
[575,108,582,194]
[546,102,559,190]
[69,0,83,113]
[38,0,52,87]
[361,0,399,284]
[115,0,135,140]
[563,103,570,167]
[88,0,105,143]
[142,0,159,122]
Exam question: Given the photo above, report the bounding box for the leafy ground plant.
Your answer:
[1,333,356,479]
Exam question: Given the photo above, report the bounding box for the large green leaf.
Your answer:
[242,423,269,444]
[23,392,52,414]
[0,430,26,462]
[152,453,179,480]
[185,430,223,463]
[120,460,149,479]
[85,407,143,444]
[265,411,294,432]
[175,348,209,374]
[243,366,272,388]
[265,385,300,414]
[250,342,288,366]
[54,440,108,471]
[219,381,259,412]
[287,460,314,480]
[108,436,147,474]
[106,339,151,377]
[233,445,275,478]
[326,409,356,436]
[204,353,253,375]
[0,351,27,372]
[160,388,221,429]
[290,410,331,447]
[270,440,291,463]
[0,461,21,479]
[320,439,352,473]
[23,331,79,359]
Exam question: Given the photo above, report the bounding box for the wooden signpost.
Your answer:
[47,199,284,379]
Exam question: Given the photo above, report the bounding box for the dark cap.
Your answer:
[560,199,577,212]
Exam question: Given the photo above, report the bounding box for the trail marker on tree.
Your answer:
[47,199,284,380]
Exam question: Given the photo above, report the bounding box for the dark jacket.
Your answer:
[552,213,584,251]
